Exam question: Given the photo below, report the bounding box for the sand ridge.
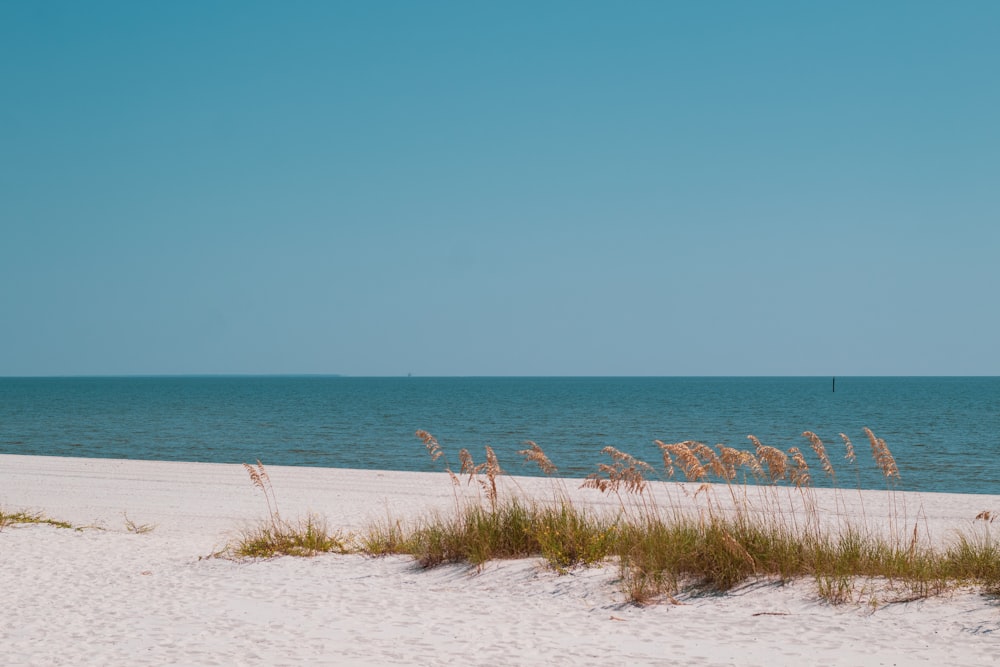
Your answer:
[2,454,999,665]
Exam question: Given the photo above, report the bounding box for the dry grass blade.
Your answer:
[243,459,279,524]
[459,448,475,477]
[717,445,759,481]
[908,522,920,560]
[416,429,444,462]
[864,427,899,481]
[582,473,610,493]
[464,445,506,508]
[123,512,156,534]
[749,435,788,483]
[583,446,653,494]
[484,445,504,478]
[480,446,504,507]
[878,438,898,480]
[839,432,856,463]
[720,528,756,570]
[802,431,835,481]
[243,460,265,492]
[788,447,812,488]
[416,430,460,485]
[661,442,707,483]
[654,440,676,478]
[691,442,727,480]
[518,441,557,475]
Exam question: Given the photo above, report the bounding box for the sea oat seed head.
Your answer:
[788,447,812,488]
[416,430,444,462]
[518,441,557,475]
[839,433,856,463]
[802,431,835,480]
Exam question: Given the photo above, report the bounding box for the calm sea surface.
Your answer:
[1,377,998,494]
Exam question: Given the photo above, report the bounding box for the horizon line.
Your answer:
[1,373,997,380]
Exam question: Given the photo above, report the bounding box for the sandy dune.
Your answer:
[2,454,999,666]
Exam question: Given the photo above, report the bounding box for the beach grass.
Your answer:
[123,512,156,534]
[0,509,74,531]
[355,429,1000,604]
[234,513,345,558]
[232,460,346,558]
[362,498,617,570]
[230,430,1000,604]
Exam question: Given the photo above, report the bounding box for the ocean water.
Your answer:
[1,376,998,494]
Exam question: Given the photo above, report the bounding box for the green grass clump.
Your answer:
[231,461,345,558]
[364,499,617,570]
[0,509,74,531]
[235,514,345,559]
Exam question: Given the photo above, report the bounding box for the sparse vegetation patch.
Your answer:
[0,509,74,531]
[223,429,1000,606]
[355,429,1000,605]
[229,460,346,558]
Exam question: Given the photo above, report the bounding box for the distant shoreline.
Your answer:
[4,374,999,378]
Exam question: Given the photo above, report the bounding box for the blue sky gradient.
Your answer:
[2,2,998,376]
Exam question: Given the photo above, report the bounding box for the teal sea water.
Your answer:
[1,377,998,494]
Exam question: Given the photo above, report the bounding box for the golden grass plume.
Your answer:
[518,441,557,475]
[583,446,653,494]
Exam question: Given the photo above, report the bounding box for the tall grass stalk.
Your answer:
[232,461,345,558]
[227,431,1000,605]
[355,429,1000,605]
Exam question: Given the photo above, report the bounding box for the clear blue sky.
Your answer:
[2,2,998,376]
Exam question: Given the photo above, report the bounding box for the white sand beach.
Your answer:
[2,453,999,666]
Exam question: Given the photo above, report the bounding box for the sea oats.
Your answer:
[583,446,653,494]
[243,459,279,524]
[717,445,758,481]
[864,427,899,481]
[802,431,835,480]
[582,473,610,493]
[788,447,812,488]
[839,432,856,463]
[691,441,727,480]
[416,429,444,462]
[720,528,756,570]
[662,442,707,483]
[479,445,503,507]
[459,448,475,477]
[749,435,788,483]
[518,441,557,475]
[654,440,676,478]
